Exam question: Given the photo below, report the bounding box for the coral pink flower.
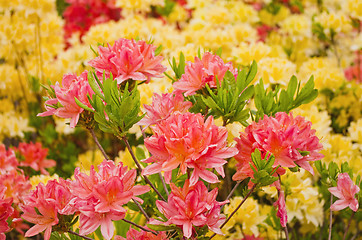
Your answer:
[15,142,56,175]
[329,173,360,212]
[240,235,264,240]
[0,186,14,240]
[38,71,94,128]
[0,170,31,204]
[142,112,238,185]
[138,91,192,128]
[173,52,237,96]
[70,160,149,240]
[0,145,17,174]
[233,112,323,181]
[21,179,74,240]
[152,180,227,238]
[344,51,362,83]
[115,227,168,240]
[88,38,166,84]
[274,190,288,228]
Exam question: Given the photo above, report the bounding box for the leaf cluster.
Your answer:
[254,75,318,120]
[201,61,257,126]
[250,149,279,187]
[86,72,144,137]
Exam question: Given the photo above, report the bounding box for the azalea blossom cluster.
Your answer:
[153,180,228,238]
[173,52,238,96]
[89,38,167,84]
[20,160,150,240]
[143,112,238,186]
[0,142,55,238]
[233,112,324,181]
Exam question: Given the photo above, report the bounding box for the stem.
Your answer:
[209,183,257,239]
[122,219,157,235]
[284,225,290,240]
[328,194,333,240]
[343,211,356,240]
[159,172,169,196]
[220,180,241,211]
[132,198,150,221]
[89,128,109,160]
[122,136,166,201]
[67,230,94,240]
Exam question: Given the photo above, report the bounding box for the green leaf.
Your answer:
[74,97,95,113]
[246,61,257,87]
[88,72,104,100]
[146,224,179,232]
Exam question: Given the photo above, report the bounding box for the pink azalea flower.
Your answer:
[15,142,56,175]
[21,179,74,240]
[0,186,14,240]
[142,112,238,185]
[115,226,168,240]
[240,235,264,240]
[173,52,237,96]
[153,180,227,238]
[70,160,150,240]
[138,91,192,129]
[344,51,362,83]
[38,71,94,128]
[274,190,288,228]
[88,38,166,84]
[0,170,31,204]
[0,144,18,174]
[329,173,360,212]
[233,112,323,181]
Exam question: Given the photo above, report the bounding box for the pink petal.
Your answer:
[330,199,349,211]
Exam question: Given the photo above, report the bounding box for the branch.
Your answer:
[89,128,109,160]
[122,136,166,201]
[343,211,356,240]
[67,230,94,240]
[122,219,157,235]
[209,183,257,239]
[328,194,333,240]
[132,198,150,221]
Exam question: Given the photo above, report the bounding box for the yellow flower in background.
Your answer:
[224,197,266,237]
[231,42,272,66]
[349,119,362,145]
[314,11,352,34]
[259,5,290,26]
[344,0,362,20]
[256,57,296,86]
[0,111,34,140]
[281,15,312,41]
[76,149,105,171]
[115,0,164,12]
[54,117,75,135]
[30,174,59,189]
[167,4,188,24]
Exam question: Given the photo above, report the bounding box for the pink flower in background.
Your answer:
[0,145,17,174]
[142,112,237,185]
[15,142,56,175]
[274,190,287,228]
[173,52,237,96]
[21,179,74,240]
[153,180,227,238]
[240,235,264,240]
[88,38,166,84]
[0,170,31,204]
[38,71,94,128]
[344,51,362,83]
[115,227,168,240]
[138,91,192,128]
[0,186,14,240]
[329,173,360,212]
[71,160,149,240]
[233,112,323,181]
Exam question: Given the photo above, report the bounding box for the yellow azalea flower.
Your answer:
[30,174,59,189]
[76,149,105,172]
[231,42,272,66]
[255,57,296,87]
[344,0,362,20]
[314,11,352,34]
[259,5,290,26]
[349,119,362,145]
[224,197,266,236]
